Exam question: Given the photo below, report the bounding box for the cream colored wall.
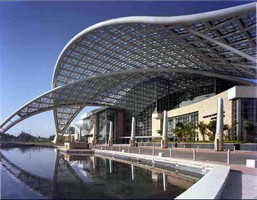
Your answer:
[166,90,232,141]
[228,86,257,100]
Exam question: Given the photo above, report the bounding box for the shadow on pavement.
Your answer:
[220,170,242,199]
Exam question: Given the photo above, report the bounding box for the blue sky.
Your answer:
[0,1,253,137]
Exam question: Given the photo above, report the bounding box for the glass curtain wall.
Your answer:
[123,78,235,139]
[168,111,199,140]
[97,110,117,144]
[232,98,257,142]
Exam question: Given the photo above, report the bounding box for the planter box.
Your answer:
[64,142,89,149]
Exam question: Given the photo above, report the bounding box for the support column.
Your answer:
[79,126,82,142]
[108,121,113,146]
[92,124,97,145]
[215,98,224,151]
[173,118,176,142]
[236,99,241,141]
[52,133,61,144]
[130,117,136,147]
[161,110,168,148]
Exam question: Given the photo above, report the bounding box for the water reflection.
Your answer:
[1,147,198,199]
[131,164,134,181]
[163,173,167,192]
[109,159,113,173]
[1,147,56,179]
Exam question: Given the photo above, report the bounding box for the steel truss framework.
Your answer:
[1,3,256,136]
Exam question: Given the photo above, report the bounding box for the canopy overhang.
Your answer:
[1,3,256,135]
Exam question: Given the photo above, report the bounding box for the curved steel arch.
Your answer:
[52,2,256,87]
[1,3,256,137]
[0,67,255,133]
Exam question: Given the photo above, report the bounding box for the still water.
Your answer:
[1,147,198,199]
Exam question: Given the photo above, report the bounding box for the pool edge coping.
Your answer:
[94,149,230,199]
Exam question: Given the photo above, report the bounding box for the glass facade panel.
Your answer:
[168,112,199,139]
[232,98,257,142]
[67,127,75,135]
[97,109,118,144]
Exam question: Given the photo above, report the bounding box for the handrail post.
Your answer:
[227,149,230,165]
[193,148,196,161]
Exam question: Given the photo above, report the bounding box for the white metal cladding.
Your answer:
[1,3,256,134]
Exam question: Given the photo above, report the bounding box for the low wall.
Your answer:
[175,165,230,199]
[239,144,257,151]
[139,142,257,151]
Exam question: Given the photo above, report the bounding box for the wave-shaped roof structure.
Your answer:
[1,3,256,136]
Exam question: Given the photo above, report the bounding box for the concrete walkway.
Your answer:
[92,145,257,199]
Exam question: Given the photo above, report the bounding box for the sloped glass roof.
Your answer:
[1,3,256,134]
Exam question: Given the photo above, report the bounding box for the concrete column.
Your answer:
[105,112,108,145]
[79,126,82,142]
[161,110,168,148]
[215,97,224,151]
[52,134,61,144]
[130,117,136,147]
[108,121,113,146]
[92,124,97,145]
[173,118,176,141]
[236,99,241,141]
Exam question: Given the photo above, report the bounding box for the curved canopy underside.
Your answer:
[1,3,256,134]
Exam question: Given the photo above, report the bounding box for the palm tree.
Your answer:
[224,124,231,141]
[207,120,216,141]
[184,123,197,142]
[197,121,207,141]
[173,122,184,142]
[173,122,196,142]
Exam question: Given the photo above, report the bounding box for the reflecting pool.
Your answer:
[1,147,199,199]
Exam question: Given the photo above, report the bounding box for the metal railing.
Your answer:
[91,145,235,165]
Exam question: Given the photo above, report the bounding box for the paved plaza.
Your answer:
[93,145,257,199]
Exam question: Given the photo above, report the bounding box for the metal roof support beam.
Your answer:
[188,28,256,64]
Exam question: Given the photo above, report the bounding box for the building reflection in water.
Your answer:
[109,159,113,173]
[163,173,167,192]
[1,150,198,199]
[92,155,96,169]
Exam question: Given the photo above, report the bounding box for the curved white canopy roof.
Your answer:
[1,3,256,135]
